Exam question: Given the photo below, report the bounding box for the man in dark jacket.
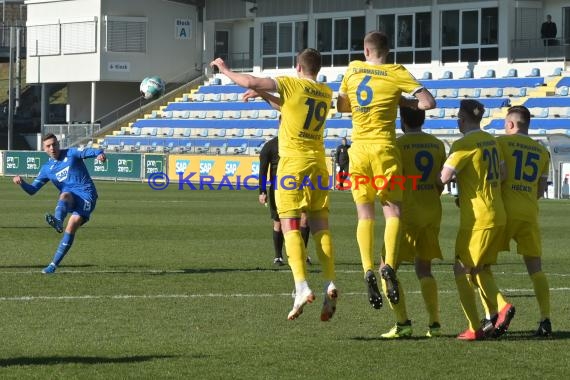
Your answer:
[335,137,350,190]
[541,15,557,46]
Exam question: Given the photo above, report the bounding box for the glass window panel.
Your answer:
[397,15,413,48]
[333,54,349,66]
[415,50,431,63]
[441,48,459,63]
[262,22,277,55]
[278,56,293,68]
[442,10,459,47]
[334,19,349,50]
[317,19,332,52]
[295,21,308,52]
[262,56,276,70]
[321,53,332,67]
[378,14,395,49]
[396,51,413,63]
[460,48,478,62]
[461,10,478,44]
[481,8,498,45]
[351,16,365,50]
[350,52,365,61]
[415,12,431,48]
[279,23,292,53]
[386,51,395,64]
[480,47,498,61]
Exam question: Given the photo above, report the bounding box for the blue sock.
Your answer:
[55,200,68,222]
[52,232,75,266]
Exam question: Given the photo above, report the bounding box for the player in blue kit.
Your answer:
[12,133,106,274]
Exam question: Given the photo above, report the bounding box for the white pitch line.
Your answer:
[1,287,569,302]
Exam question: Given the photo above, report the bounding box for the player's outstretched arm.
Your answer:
[13,175,47,195]
[210,58,276,93]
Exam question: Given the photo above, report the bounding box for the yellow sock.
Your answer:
[472,273,497,317]
[357,219,375,273]
[476,267,507,311]
[284,230,306,283]
[419,276,439,325]
[530,271,550,320]
[382,278,408,324]
[313,230,335,281]
[455,273,480,331]
[384,217,401,268]
[477,288,496,318]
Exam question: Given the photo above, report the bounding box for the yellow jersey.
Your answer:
[339,61,423,144]
[444,130,506,230]
[275,76,332,158]
[497,134,550,222]
[396,132,446,227]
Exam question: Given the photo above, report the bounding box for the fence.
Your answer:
[511,38,569,62]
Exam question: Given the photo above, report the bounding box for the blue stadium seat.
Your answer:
[552,67,563,76]
[211,77,222,85]
[196,142,210,154]
[527,67,540,77]
[317,74,327,83]
[421,71,432,80]
[556,86,569,96]
[503,68,518,78]
[439,71,453,80]
[334,73,344,82]
[461,69,473,79]
[234,143,248,154]
[482,69,496,78]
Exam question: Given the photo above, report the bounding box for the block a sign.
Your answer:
[175,19,191,40]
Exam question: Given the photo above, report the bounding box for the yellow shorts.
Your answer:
[348,142,403,204]
[502,219,542,257]
[455,226,505,267]
[398,223,443,263]
[275,156,330,219]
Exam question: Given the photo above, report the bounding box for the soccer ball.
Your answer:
[140,76,165,100]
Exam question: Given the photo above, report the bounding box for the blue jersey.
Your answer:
[23,147,102,202]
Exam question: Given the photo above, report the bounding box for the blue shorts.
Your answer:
[69,193,97,222]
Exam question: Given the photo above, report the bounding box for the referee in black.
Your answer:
[258,136,312,265]
[335,137,350,190]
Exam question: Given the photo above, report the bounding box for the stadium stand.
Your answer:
[96,69,569,155]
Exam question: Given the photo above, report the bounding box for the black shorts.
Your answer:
[268,186,279,222]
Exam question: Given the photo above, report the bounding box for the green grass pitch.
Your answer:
[0,177,569,379]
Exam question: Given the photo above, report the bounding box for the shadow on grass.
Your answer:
[351,331,570,342]
[1,264,95,269]
[0,354,192,367]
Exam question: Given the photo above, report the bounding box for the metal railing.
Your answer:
[218,52,253,72]
[52,70,207,148]
[0,25,25,48]
[511,37,569,62]
[42,123,102,148]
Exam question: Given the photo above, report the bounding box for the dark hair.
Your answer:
[507,105,531,130]
[399,106,425,130]
[297,48,321,76]
[364,31,389,54]
[459,99,485,123]
[42,133,58,142]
